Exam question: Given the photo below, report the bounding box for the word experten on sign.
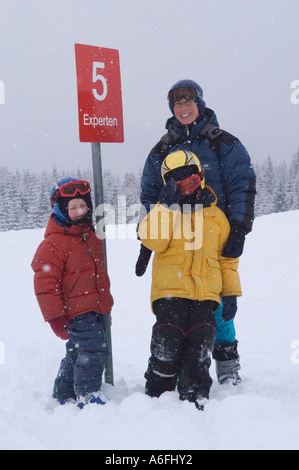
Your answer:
[83,114,118,129]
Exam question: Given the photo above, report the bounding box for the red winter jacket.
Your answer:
[31,215,114,322]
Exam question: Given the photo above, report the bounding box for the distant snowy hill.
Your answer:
[0,211,298,450]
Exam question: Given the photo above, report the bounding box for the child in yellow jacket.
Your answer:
[138,150,241,410]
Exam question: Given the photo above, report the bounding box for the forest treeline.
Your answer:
[0,152,298,232]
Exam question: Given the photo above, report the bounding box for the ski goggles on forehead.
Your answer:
[51,180,91,206]
[168,87,197,103]
[176,174,203,196]
[58,180,91,197]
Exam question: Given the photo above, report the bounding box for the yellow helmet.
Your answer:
[161,150,205,188]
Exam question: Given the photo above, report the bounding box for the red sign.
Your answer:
[75,44,124,143]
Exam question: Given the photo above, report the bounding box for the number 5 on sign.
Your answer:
[92,62,107,101]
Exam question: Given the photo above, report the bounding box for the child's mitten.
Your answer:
[159,179,181,207]
[222,224,246,258]
[222,296,237,322]
[49,317,71,340]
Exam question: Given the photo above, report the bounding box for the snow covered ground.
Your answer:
[0,211,299,450]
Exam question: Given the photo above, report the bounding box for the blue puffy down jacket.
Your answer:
[140,108,256,234]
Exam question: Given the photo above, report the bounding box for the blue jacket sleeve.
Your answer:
[219,139,256,234]
[140,154,164,213]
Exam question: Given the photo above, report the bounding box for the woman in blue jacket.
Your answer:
[136,79,256,386]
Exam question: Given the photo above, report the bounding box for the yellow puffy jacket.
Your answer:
[138,188,242,307]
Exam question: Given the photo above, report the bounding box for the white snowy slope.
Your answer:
[0,211,299,450]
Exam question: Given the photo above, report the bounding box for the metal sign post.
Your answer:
[91,141,114,385]
[75,44,124,386]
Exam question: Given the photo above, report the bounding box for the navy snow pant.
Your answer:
[145,298,217,401]
[53,312,109,401]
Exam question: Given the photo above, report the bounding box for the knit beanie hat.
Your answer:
[168,79,206,116]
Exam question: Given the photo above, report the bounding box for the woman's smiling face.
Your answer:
[173,98,199,125]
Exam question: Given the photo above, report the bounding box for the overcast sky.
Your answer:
[1,0,299,176]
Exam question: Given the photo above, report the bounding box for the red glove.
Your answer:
[49,317,71,340]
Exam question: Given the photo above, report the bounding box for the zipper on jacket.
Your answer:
[184,125,192,144]
[81,232,88,243]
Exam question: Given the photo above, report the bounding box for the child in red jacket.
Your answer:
[31,177,113,408]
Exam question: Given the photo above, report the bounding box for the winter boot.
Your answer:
[180,392,208,411]
[145,363,178,397]
[194,397,208,411]
[145,320,184,397]
[57,398,76,406]
[77,391,107,409]
[212,340,242,385]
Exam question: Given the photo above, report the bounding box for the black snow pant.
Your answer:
[52,312,109,401]
[145,298,217,402]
